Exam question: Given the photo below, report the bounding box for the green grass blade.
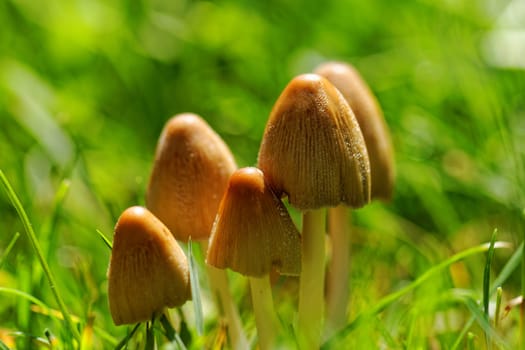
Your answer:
[451,316,476,350]
[44,329,57,347]
[114,323,141,350]
[0,287,52,313]
[462,294,508,349]
[171,333,188,350]
[484,229,498,317]
[30,179,72,310]
[467,332,476,350]
[96,229,113,250]
[321,241,512,349]
[421,238,518,350]
[492,241,523,294]
[495,287,502,328]
[0,286,118,346]
[0,170,81,343]
[92,327,118,348]
[11,332,53,347]
[177,311,193,347]
[145,319,155,350]
[159,314,188,350]
[483,229,498,349]
[0,232,20,269]
[188,239,204,336]
[444,289,507,349]
[41,179,71,238]
[0,339,9,350]
[160,313,176,341]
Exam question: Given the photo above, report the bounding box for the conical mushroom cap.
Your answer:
[146,113,237,242]
[107,206,190,325]
[314,62,394,201]
[206,167,301,277]
[257,74,371,210]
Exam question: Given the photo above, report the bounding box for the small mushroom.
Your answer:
[207,167,301,277]
[107,206,190,326]
[257,74,370,349]
[146,113,237,242]
[207,167,301,350]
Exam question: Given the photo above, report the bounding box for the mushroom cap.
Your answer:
[107,206,190,325]
[257,74,371,210]
[314,62,394,201]
[206,167,301,277]
[146,113,237,242]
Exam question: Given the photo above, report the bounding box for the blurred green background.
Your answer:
[1,0,525,347]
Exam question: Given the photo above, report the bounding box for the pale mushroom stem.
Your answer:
[325,205,351,335]
[201,242,248,350]
[249,275,280,350]
[297,209,327,350]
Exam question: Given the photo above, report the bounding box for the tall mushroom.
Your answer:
[107,206,190,326]
[257,74,371,349]
[207,167,301,350]
[146,113,247,349]
[315,61,395,332]
[314,62,394,201]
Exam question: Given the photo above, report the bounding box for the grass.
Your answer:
[0,170,80,344]
[1,0,525,349]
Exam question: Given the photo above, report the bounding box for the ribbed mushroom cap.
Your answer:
[107,206,190,325]
[314,62,394,201]
[206,167,301,277]
[146,113,237,242]
[257,74,371,210]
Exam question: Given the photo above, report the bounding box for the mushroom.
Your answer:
[207,167,301,350]
[146,113,237,242]
[314,61,395,332]
[257,74,370,349]
[107,206,190,326]
[314,61,394,200]
[145,113,247,349]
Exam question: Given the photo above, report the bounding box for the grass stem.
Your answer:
[0,232,20,269]
[483,229,497,350]
[0,170,81,343]
[188,240,204,335]
[494,286,503,350]
[467,332,476,350]
[298,209,327,350]
[495,287,502,329]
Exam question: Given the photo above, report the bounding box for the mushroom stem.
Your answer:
[297,208,327,350]
[202,241,248,350]
[249,275,280,350]
[325,205,351,335]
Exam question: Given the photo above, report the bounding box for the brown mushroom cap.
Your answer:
[206,167,301,277]
[107,206,190,325]
[257,74,371,210]
[146,113,237,241]
[314,62,394,201]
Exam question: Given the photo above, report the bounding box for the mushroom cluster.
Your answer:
[106,60,394,350]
